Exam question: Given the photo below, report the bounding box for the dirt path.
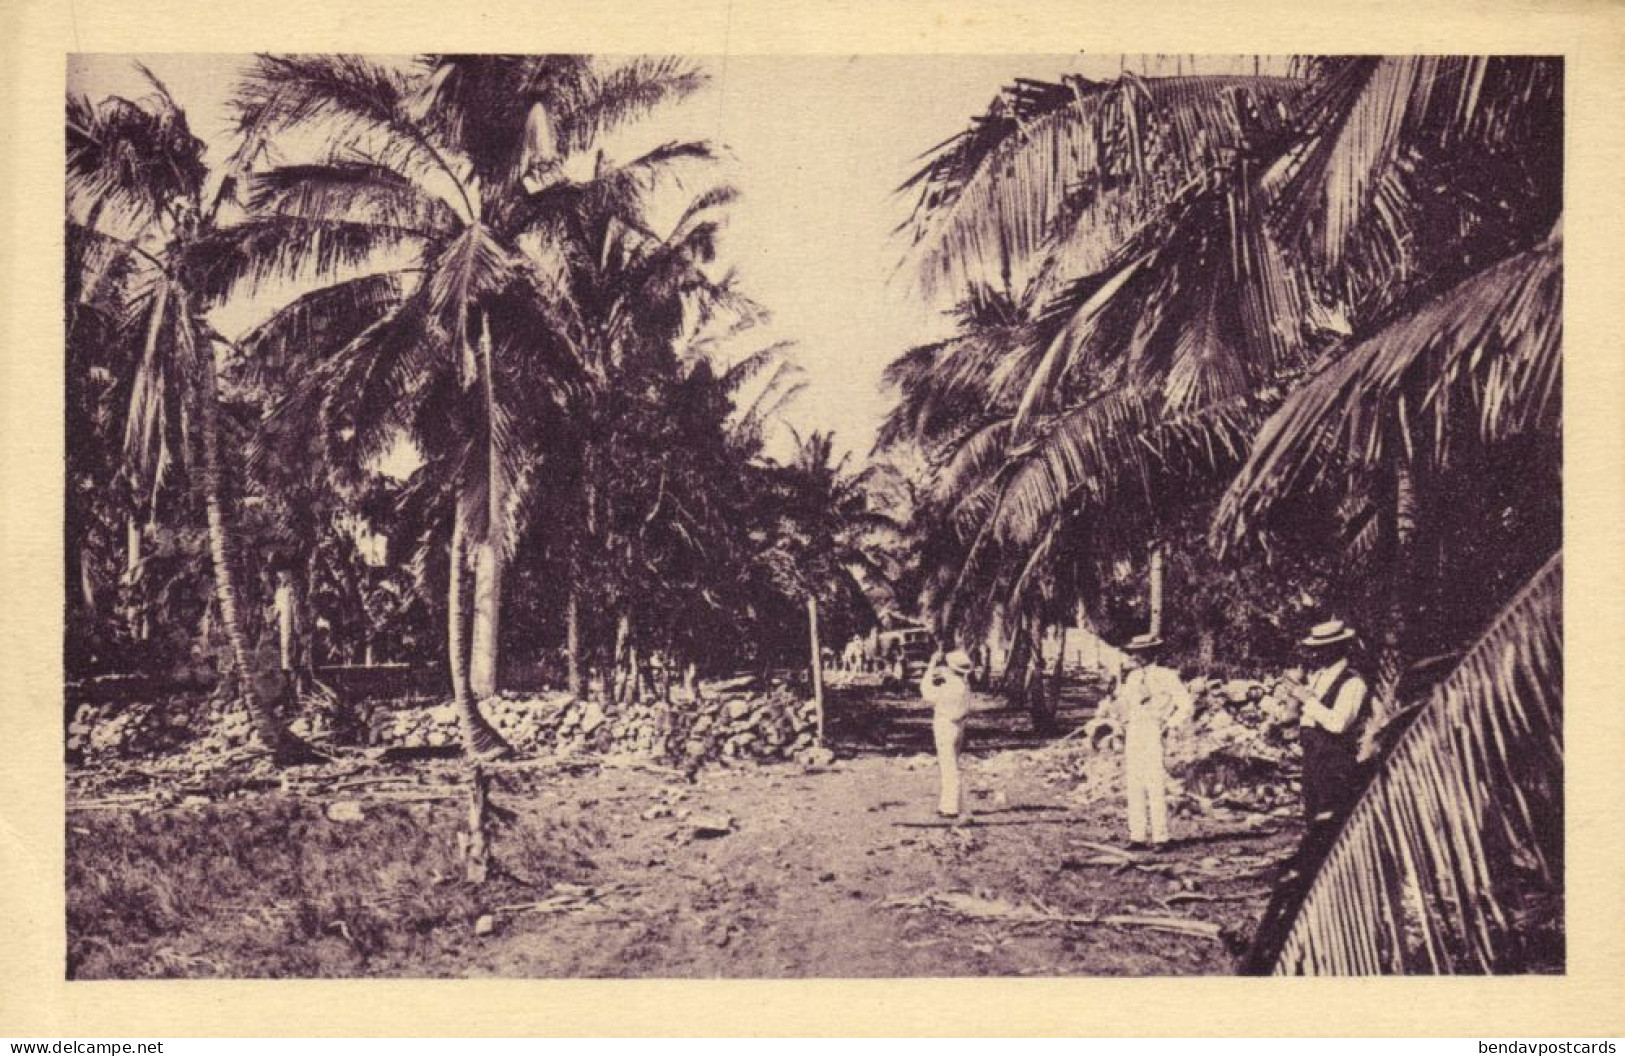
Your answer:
[67,685,1299,977]
[451,687,1296,977]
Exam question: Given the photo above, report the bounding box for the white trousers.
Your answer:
[1124,725,1169,844]
[932,709,967,815]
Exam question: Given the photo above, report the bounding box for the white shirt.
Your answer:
[1299,658,1368,734]
[1113,663,1193,730]
[921,665,973,722]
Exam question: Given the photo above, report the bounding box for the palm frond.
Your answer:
[1271,56,1561,280]
[233,271,412,390]
[186,214,421,305]
[618,139,717,183]
[67,88,208,225]
[232,54,475,220]
[425,225,522,382]
[720,340,795,392]
[1264,551,1562,974]
[899,73,1304,300]
[247,159,460,238]
[1214,229,1561,553]
[564,57,708,152]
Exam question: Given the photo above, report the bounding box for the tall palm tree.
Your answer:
[222,54,710,755]
[889,70,1319,642]
[891,57,1558,666]
[66,71,321,764]
[540,179,758,698]
[1214,228,1562,974]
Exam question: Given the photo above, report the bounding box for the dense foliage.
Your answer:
[64,57,887,752]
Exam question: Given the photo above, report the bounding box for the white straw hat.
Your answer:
[1301,619,1358,647]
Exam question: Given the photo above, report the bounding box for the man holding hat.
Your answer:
[1280,619,1371,827]
[921,648,977,818]
[1113,632,1193,848]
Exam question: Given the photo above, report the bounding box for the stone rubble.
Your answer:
[66,680,826,772]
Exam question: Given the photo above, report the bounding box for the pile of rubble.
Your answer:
[67,679,826,771]
[66,698,199,760]
[363,683,824,766]
[1168,680,1301,815]
[1036,676,1303,818]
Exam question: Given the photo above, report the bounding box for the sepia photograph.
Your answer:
[60,50,1563,983]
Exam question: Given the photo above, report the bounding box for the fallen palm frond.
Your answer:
[1256,551,1561,974]
[493,881,626,916]
[885,889,1224,940]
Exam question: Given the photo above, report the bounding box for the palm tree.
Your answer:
[891,57,1559,670]
[222,54,710,755]
[536,180,757,699]
[888,69,1319,647]
[66,71,321,764]
[1213,228,1562,974]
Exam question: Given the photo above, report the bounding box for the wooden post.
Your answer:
[807,597,825,745]
[1149,546,1165,640]
[465,764,491,884]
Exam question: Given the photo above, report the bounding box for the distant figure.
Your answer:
[970,643,991,690]
[1279,619,1371,828]
[920,648,976,819]
[886,641,906,684]
[1112,632,1192,848]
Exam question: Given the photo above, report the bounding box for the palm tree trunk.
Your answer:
[195,340,316,765]
[449,500,509,757]
[1052,624,1067,702]
[122,515,145,640]
[469,541,503,697]
[610,613,631,706]
[469,309,505,700]
[567,468,599,699]
[275,569,297,672]
[565,582,585,698]
[1376,462,1421,719]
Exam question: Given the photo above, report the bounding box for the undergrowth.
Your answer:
[66,796,603,978]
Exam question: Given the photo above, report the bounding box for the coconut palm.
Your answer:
[892,57,1559,671]
[889,70,1320,643]
[1212,228,1562,974]
[220,54,711,755]
[539,180,760,698]
[66,72,322,763]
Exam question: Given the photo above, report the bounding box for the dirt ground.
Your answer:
[66,684,1300,978]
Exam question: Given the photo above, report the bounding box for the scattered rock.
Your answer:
[797,746,836,768]
[473,913,496,937]
[325,800,366,823]
[690,813,735,839]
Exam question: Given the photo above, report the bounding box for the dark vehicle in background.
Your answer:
[878,625,934,685]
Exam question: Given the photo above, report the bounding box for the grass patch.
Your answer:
[67,795,603,978]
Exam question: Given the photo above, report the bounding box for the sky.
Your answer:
[67,53,1277,461]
